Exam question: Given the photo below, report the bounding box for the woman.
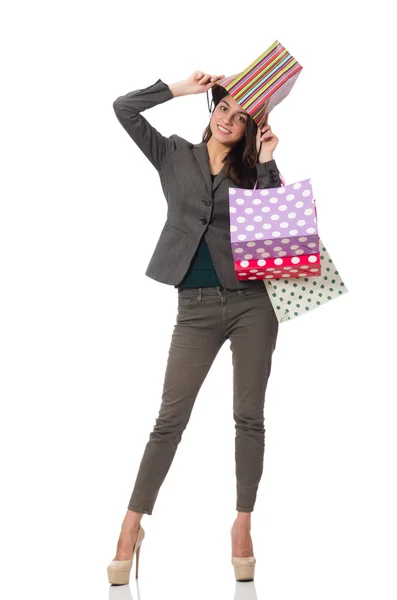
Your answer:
[108,70,282,584]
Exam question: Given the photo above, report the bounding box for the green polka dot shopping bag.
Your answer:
[264,240,348,322]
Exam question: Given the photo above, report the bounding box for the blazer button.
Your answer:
[200,218,208,225]
[202,198,212,206]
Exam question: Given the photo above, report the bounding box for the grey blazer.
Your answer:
[113,79,282,290]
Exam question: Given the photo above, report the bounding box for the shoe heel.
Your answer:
[135,542,141,579]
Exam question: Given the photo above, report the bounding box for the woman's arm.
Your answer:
[113,79,177,171]
[113,73,224,171]
[255,115,281,188]
[256,159,282,189]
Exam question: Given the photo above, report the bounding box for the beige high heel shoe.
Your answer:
[107,525,145,585]
[230,525,256,581]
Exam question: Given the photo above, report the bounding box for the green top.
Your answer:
[175,174,221,289]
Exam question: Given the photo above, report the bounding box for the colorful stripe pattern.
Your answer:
[215,40,303,128]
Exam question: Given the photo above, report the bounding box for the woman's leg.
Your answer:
[114,288,226,559]
[228,289,279,512]
[232,511,253,557]
[127,292,225,515]
[227,288,278,556]
[113,509,144,561]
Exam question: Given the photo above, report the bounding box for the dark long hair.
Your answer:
[202,84,259,188]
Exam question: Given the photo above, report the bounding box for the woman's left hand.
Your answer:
[256,112,279,162]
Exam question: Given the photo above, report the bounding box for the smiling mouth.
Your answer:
[217,124,231,134]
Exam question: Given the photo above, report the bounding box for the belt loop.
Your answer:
[198,288,202,302]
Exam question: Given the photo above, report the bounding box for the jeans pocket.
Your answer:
[177,292,198,307]
[178,297,194,306]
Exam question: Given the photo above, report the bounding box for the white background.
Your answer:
[1,1,396,598]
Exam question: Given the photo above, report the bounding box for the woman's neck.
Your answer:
[206,136,230,167]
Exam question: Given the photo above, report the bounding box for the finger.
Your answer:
[264,112,269,126]
[197,72,208,82]
[206,81,217,91]
[258,125,268,136]
[199,73,211,83]
[208,75,224,87]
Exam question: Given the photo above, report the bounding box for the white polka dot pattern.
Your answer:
[229,179,319,261]
[229,179,320,280]
[234,253,321,280]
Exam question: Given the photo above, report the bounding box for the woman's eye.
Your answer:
[219,105,245,123]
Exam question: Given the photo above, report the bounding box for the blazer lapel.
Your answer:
[191,141,228,196]
[191,142,212,197]
[212,169,227,193]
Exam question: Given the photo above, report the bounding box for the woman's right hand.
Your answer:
[186,71,225,95]
[169,72,225,97]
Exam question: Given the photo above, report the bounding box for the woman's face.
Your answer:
[210,94,249,145]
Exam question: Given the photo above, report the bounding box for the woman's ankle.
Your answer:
[122,509,143,531]
[234,512,251,528]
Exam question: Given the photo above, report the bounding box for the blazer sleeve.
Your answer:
[256,159,282,189]
[113,78,177,171]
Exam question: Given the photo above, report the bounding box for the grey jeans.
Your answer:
[128,285,279,515]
